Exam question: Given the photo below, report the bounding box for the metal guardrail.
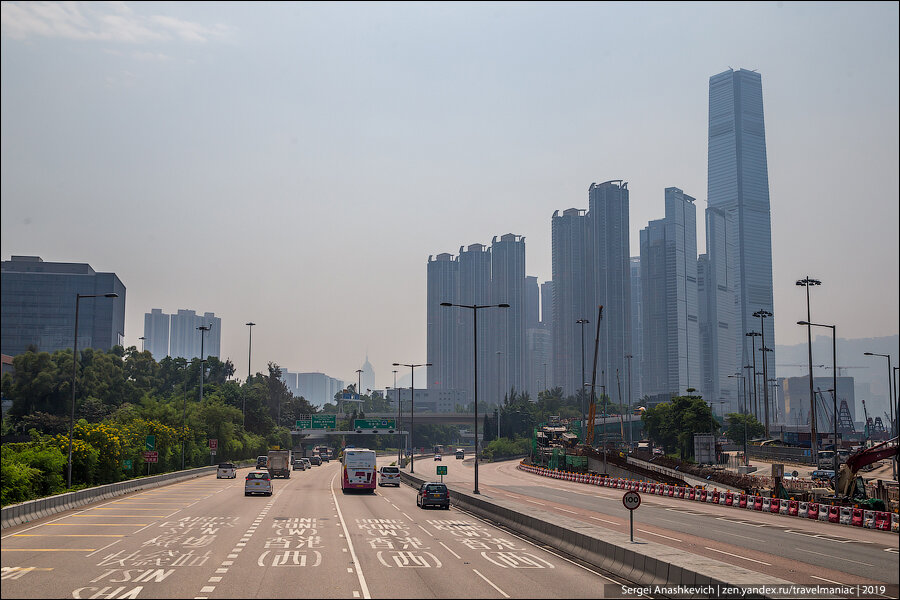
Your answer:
[1,460,255,529]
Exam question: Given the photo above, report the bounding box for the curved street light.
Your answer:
[440,301,509,494]
[68,292,119,489]
[392,362,430,473]
[752,309,773,437]
[797,276,822,456]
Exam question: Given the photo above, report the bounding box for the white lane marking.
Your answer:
[208,577,222,582]
[636,529,682,542]
[796,548,874,566]
[811,575,846,585]
[557,508,577,514]
[353,592,360,598]
[451,504,619,584]
[132,522,157,535]
[222,561,233,566]
[216,568,228,573]
[418,524,435,537]
[85,539,121,557]
[402,512,412,520]
[331,474,371,600]
[200,586,215,593]
[347,568,353,573]
[524,499,545,505]
[473,568,509,598]
[708,529,766,543]
[589,516,619,525]
[439,541,461,559]
[704,547,771,565]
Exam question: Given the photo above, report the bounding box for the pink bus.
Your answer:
[341,448,377,493]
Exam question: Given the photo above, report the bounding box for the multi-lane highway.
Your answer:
[441,457,899,587]
[1,458,626,599]
[2,454,897,598]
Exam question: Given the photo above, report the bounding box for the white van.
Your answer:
[378,465,401,486]
[217,462,236,479]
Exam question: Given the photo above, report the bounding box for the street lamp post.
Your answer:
[68,292,119,488]
[197,324,212,421]
[496,351,503,439]
[729,373,749,466]
[392,362,430,474]
[797,276,822,458]
[864,351,896,480]
[800,321,838,473]
[393,369,400,464]
[625,354,633,448]
[577,318,589,438]
[245,322,255,426]
[181,361,188,470]
[753,309,773,437]
[745,332,761,420]
[441,301,509,494]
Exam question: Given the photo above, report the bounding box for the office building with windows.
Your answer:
[1,256,125,356]
[708,68,776,382]
[639,187,700,398]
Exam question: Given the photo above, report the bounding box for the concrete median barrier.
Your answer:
[399,470,792,593]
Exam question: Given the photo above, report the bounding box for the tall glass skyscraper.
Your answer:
[639,188,700,398]
[708,68,776,392]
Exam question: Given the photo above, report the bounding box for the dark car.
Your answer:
[416,482,450,509]
[309,455,322,466]
[292,458,306,471]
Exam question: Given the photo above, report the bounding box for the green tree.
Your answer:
[723,413,765,446]
[642,393,717,459]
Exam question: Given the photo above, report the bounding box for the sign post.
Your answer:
[209,439,218,465]
[622,491,641,542]
[436,465,447,483]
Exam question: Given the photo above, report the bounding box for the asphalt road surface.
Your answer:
[1,459,628,599]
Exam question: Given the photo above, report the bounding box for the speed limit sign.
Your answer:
[623,491,641,542]
[623,491,641,510]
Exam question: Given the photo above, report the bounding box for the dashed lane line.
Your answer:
[473,568,509,598]
[331,473,371,599]
[703,547,771,565]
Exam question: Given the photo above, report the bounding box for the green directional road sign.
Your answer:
[296,414,337,429]
[436,465,447,475]
[145,435,156,451]
[354,418,396,430]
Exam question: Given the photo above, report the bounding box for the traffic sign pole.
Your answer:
[622,491,641,542]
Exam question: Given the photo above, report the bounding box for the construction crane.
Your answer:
[823,365,869,376]
[584,305,603,448]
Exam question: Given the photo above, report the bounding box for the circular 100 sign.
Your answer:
[623,491,641,510]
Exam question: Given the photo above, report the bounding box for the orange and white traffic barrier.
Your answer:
[725,492,734,506]
[788,500,799,516]
[839,506,852,525]
[712,491,720,504]
[827,505,841,523]
[768,498,779,513]
[872,511,891,531]
[893,513,900,533]
[754,497,764,511]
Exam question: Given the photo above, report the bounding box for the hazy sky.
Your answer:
[2,2,898,390]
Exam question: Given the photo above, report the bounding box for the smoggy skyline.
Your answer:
[2,2,897,388]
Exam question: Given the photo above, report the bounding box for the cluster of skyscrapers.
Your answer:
[427,68,777,421]
[143,308,221,361]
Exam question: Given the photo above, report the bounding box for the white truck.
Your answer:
[267,449,292,478]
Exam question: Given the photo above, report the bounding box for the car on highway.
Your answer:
[216,462,237,479]
[811,469,835,483]
[309,455,322,466]
[416,482,450,509]
[256,455,268,469]
[301,457,312,470]
[378,465,401,486]
[455,449,464,459]
[244,470,273,496]
[434,453,442,461]
[292,458,306,471]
